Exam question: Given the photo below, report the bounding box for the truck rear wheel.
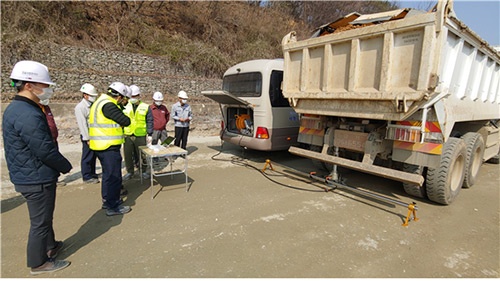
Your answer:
[461,133,485,188]
[486,147,500,164]
[309,145,335,172]
[402,164,427,198]
[426,137,466,205]
[309,145,325,171]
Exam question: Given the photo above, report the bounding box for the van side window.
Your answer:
[269,70,290,107]
[222,72,262,97]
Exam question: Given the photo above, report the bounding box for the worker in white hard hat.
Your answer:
[171,90,193,149]
[89,82,132,216]
[150,91,170,145]
[74,83,100,184]
[122,85,154,181]
[121,85,132,107]
[3,60,72,274]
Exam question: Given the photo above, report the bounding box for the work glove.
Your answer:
[146,135,153,146]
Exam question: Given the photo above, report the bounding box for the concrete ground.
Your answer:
[1,136,499,278]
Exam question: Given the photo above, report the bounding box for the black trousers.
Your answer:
[80,136,98,181]
[95,148,123,209]
[20,182,58,268]
[123,135,146,174]
[152,129,168,146]
[174,126,189,149]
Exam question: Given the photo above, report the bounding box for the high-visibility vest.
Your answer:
[123,101,149,136]
[89,94,124,151]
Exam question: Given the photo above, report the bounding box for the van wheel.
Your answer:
[402,164,427,198]
[461,133,485,188]
[426,137,466,205]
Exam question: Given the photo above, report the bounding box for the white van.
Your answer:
[203,59,299,151]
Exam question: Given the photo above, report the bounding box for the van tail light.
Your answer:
[256,127,269,139]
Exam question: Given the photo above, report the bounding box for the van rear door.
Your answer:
[202,90,251,108]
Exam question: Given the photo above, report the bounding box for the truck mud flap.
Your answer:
[289,146,424,186]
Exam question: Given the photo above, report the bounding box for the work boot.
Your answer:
[30,260,70,275]
[106,205,131,216]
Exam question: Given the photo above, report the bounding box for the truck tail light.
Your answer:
[386,121,443,143]
[256,127,269,139]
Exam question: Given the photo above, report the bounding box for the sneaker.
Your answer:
[83,178,100,184]
[120,188,128,196]
[47,241,64,259]
[106,205,131,216]
[142,172,150,179]
[122,173,134,181]
[30,260,70,275]
[101,199,124,209]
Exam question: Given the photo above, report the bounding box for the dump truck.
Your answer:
[281,0,500,205]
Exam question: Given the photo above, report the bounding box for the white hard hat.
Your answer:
[153,91,164,101]
[124,85,132,99]
[80,83,97,96]
[130,85,141,97]
[10,60,55,85]
[108,82,127,96]
[178,90,188,99]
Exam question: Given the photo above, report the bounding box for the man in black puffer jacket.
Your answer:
[3,60,73,275]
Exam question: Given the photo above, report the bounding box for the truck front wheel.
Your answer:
[426,137,466,205]
[461,133,485,188]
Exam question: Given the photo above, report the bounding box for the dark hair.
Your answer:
[107,88,120,97]
[11,80,26,92]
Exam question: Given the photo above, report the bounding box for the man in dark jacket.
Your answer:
[2,60,73,275]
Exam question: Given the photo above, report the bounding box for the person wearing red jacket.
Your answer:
[150,91,170,145]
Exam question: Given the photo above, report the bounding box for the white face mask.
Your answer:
[181,99,187,104]
[31,85,54,101]
[130,98,138,104]
[39,99,50,106]
[88,96,96,103]
[154,101,162,106]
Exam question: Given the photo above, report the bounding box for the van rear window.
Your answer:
[269,70,290,107]
[223,72,262,97]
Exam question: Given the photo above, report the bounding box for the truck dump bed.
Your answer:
[282,1,500,127]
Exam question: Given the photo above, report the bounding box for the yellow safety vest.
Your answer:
[123,101,149,136]
[89,94,124,151]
